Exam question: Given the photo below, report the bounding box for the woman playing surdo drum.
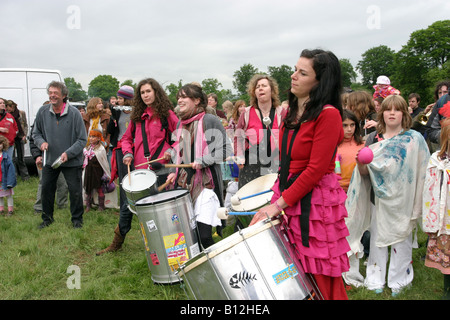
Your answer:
[251,49,351,300]
[166,84,232,249]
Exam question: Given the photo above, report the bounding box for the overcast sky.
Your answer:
[1,0,448,94]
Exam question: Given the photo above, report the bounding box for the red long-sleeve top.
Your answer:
[281,107,343,206]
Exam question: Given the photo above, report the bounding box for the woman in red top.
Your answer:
[251,49,351,300]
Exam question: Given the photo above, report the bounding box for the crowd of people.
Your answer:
[1,49,449,300]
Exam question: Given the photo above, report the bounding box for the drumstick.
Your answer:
[127,163,131,185]
[216,207,257,219]
[231,189,272,205]
[157,180,171,192]
[151,162,192,170]
[135,157,165,168]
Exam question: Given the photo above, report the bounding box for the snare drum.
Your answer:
[135,189,200,284]
[122,169,158,213]
[232,173,277,227]
[177,218,321,300]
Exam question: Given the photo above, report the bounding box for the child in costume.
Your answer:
[372,75,400,100]
[346,95,429,296]
[83,129,116,212]
[422,117,450,300]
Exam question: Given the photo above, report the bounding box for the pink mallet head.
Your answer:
[357,147,373,164]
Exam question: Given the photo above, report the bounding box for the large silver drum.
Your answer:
[177,218,321,300]
[135,189,200,284]
[122,169,158,213]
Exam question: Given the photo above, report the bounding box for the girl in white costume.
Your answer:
[346,95,430,296]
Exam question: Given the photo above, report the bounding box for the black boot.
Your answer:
[443,274,450,300]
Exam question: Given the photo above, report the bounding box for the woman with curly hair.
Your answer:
[121,78,178,182]
[234,74,286,188]
[97,79,178,256]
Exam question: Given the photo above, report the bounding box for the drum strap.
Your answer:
[279,126,312,247]
[256,107,276,159]
[140,118,168,162]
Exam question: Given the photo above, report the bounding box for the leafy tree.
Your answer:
[165,79,184,106]
[233,63,260,98]
[201,78,233,109]
[121,79,136,89]
[405,20,449,69]
[392,20,449,103]
[339,59,357,88]
[356,45,396,88]
[64,77,87,102]
[268,64,293,103]
[88,75,120,100]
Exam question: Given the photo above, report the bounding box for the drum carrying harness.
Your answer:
[278,124,337,248]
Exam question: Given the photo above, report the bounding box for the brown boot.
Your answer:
[85,195,92,213]
[96,225,124,256]
[98,195,105,211]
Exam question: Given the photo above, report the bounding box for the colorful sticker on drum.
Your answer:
[272,264,299,285]
[139,222,150,252]
[146,220,157,232]
[163,233,189,271]
[150,251,160,266]
[171,213,180,225]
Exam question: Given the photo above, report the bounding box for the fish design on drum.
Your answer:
[229,271,257,289]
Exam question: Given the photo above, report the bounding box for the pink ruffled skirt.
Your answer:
[272,173,350,278]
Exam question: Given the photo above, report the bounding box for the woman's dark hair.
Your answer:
[285,49,343,129]
[131,78,173,122]
[176,83,208,110]
[341,109,363,145]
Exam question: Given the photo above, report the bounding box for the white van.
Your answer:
[0,68,63,165]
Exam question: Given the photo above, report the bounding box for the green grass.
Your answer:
[0,176,445,300]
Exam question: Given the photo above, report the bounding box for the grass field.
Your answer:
[0,175,445,300]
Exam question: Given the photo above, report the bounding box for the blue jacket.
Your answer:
[1,152,17,190]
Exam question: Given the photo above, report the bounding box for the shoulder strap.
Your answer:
[243,106,252,131]
[140,119,150,158]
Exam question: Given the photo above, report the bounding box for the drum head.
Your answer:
[232,173,277,211]
[122,169,157,192]
[136,189,189,206]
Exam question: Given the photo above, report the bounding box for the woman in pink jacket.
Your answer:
[121,78,178,185]
[96,79,177,256]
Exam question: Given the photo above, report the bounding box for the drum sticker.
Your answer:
[171,213,180,225]
[272,263,299,285]
[146,220,157,232]
[139,222,150,251]
[229,271,258,289]
[163,233,190,271]
[150,251,160,265]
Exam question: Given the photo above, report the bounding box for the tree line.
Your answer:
[66,19,448,109]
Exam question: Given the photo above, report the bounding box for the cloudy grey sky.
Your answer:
[1,0,448,93]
